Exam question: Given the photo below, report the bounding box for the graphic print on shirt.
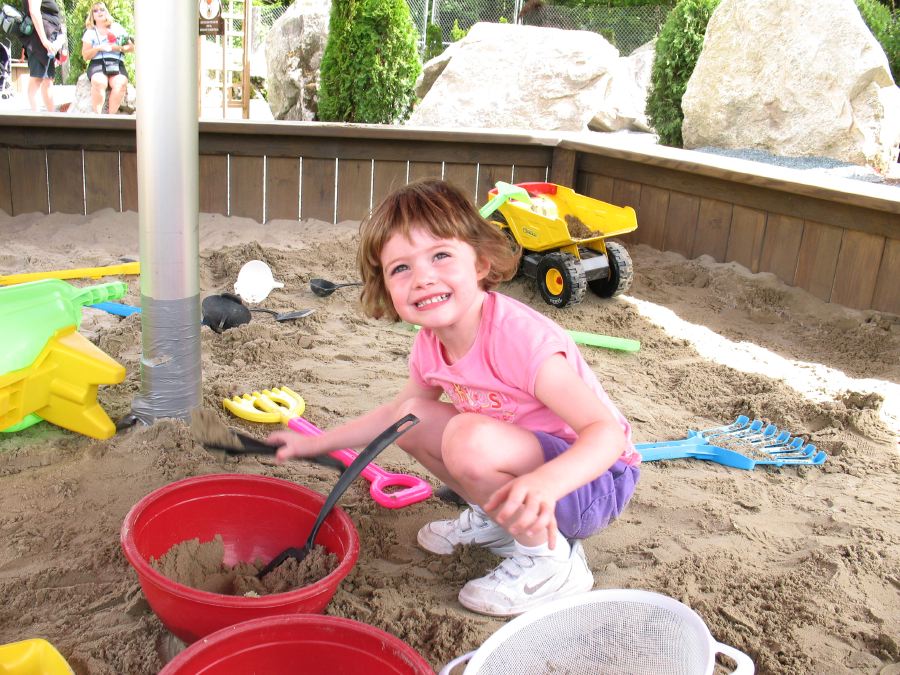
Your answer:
[446,382,518,422]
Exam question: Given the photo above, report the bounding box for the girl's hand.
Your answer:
[484,474,559,549]
[268,430,319,463]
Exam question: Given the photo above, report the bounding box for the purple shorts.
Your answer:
[537,431,640,540]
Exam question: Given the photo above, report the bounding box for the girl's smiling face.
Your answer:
[380,227,489,332]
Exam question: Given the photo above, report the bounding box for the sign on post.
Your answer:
[198,0,223,35]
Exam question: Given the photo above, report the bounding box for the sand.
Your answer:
[0,208,897,674]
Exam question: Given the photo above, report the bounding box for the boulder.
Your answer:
[408,22,623,132]
[682,0,900,171]
[264,0,331,121]
[69,72,136,115]
[414,41,459,100]
[589,39,656,133]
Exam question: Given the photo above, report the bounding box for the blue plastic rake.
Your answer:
[635,415,827,470]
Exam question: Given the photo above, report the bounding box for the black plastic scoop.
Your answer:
[201,293,314,332]
[201,293,251,333]
[257,413,419,578]
[310,278,363,297]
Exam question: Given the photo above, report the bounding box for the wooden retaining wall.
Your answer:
[0,116,896,314]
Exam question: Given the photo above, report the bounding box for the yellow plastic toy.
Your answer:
[0,325,125,439]
[483,181,638,308]
[0,638,74,675]
[0,279,128,439]
[0,261,140,286]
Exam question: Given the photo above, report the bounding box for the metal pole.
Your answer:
[128,0,201,426]
[221,33,226,118]
[242,0,250,119]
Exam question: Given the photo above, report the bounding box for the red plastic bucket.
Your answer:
[120,474,359,644]
[159,615,434,675]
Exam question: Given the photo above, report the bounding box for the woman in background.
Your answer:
[81,2,133,114]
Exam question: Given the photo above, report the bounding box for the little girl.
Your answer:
[270,179,640,617]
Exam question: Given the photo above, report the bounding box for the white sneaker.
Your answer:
[457,541,594,617]
[417,507,516,557]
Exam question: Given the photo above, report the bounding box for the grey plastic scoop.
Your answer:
[310,278,363,297]
[250,307,316,322]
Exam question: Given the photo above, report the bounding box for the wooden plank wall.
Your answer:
[0,118,896,314]
[576,154,900,315]
[0,123,551,231]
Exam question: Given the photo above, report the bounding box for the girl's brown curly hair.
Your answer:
[357,179,520,321]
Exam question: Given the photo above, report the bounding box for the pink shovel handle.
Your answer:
[287,416,432,509]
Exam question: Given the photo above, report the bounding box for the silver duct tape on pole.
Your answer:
[130,0,201,425]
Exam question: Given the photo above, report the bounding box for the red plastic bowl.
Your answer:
[159,615,434,675]
[121,474,359,644]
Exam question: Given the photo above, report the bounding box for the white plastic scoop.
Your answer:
[234,260,284,303]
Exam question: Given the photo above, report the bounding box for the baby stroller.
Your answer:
[0,39,13,100]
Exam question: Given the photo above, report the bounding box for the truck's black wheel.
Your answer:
[588,241,633,298]
[536,252,586,307]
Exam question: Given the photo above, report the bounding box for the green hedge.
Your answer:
[318,0,421,123]
[645,0,719,147]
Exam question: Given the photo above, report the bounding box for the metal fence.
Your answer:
[417,1,673,56]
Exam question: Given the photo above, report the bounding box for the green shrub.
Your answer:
[645,0,719,147]
[425,22,443,61]
[65,0,135,85]
[854,0,899,81]
[318,0,421,123]
[450,18,468,42]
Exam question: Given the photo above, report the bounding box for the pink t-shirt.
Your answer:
[409,292,639,466]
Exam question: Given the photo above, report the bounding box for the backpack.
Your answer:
[0,3,32,39]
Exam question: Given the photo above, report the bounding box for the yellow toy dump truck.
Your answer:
[481,182,638,308]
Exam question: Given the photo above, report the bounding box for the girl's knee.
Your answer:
[441,414,494,475]
[443,413,492,448]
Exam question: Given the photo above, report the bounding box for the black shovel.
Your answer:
[310,278,363,297]
[201,293,313,332]
[257,413,419,578]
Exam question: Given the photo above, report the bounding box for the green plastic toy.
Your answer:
[1,279,127,434]
[478,181,532,219]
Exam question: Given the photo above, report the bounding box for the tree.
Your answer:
[645,0,719,147]
[318,0,421,123]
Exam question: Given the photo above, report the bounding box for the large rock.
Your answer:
[682,0,900,171]
[589,39,656,133]
[68,73,136,115]
[264,0,330,121]
[409,22,622,132]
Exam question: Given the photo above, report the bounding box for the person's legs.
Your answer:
[405,406,593,597]
[395,404,545,512]
[27,76,43,112]
[26,52,50,112]
[90,73,109,114]
[107,73,128,114]
[39,78,54,112]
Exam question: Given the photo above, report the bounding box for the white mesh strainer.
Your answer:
[440,589,754,675]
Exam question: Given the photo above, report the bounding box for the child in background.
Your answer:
[270,179,640,617]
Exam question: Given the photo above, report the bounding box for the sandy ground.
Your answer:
[0,209,897,674]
